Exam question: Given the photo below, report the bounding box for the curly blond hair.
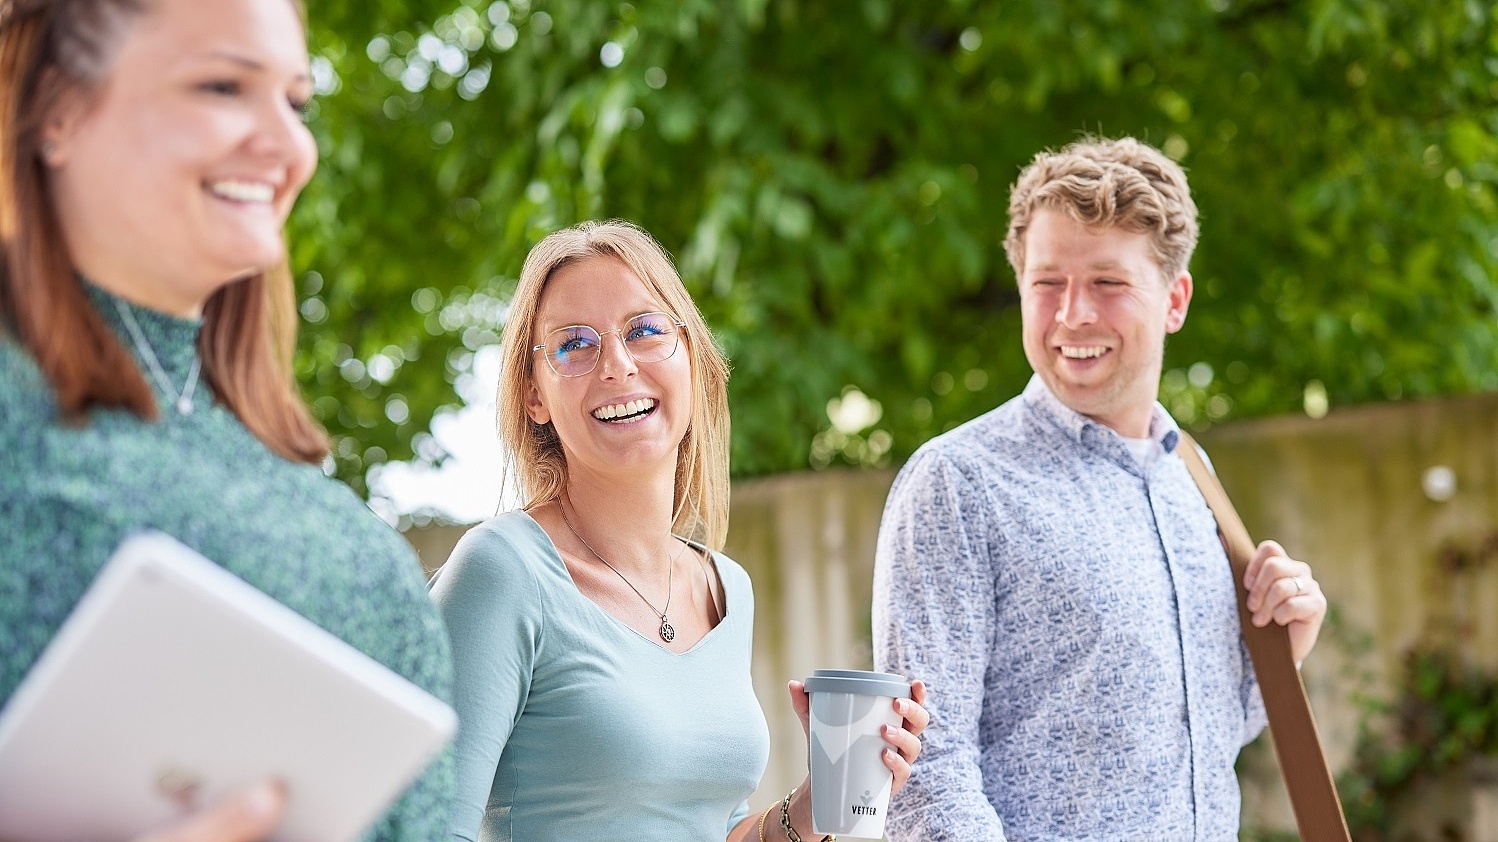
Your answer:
[1003,136,1199,283]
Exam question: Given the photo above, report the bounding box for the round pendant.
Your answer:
[659,620,676,643]
[176,396,194,416]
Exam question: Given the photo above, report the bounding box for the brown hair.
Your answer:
[497,220,732,549]
[0,0,326,462]
[1004,136,1199,284]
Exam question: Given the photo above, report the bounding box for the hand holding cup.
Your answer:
[789,671,929,839]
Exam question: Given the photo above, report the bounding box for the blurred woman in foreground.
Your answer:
[0,0,452,837]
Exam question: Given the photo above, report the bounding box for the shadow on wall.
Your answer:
[406,391,1498,840]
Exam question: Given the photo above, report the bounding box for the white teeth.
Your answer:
[592,398,656,421]
[1060,346,1107,359]
[208,180,275,204]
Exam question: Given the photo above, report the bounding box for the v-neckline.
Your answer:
[517,509,731,656]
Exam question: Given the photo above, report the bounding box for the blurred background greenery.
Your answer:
[292,0,1498,495]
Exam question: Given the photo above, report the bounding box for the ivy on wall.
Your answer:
[1335,530,1498,841]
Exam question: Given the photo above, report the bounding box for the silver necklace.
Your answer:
[559,496,680,643]
[114,298,201,416]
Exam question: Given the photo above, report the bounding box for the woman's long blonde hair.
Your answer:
[496,220,731,549]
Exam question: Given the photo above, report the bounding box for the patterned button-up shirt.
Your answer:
[873,377,1266,841]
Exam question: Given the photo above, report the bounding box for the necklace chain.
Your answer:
[114,298,201,416]
[558,495,681,643]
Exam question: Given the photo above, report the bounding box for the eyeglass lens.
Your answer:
[543,312,680,376]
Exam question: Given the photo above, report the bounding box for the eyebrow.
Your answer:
[539,310,666,333]
[1028,260,1134,273]
[188,49,312,83]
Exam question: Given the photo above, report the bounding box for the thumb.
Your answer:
[788,679,811,736]
[139,780,286,842]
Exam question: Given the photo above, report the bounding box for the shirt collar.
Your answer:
[1021,374,1181,455]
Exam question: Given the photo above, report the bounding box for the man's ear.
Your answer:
[524,380,550,425]
[1164,271,1193,334]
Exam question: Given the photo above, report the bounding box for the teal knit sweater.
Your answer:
[0,286,454,841]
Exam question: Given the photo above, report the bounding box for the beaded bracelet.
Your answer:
[778,787,836,842]
[757,801,777,842]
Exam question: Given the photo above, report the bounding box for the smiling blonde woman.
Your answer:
[432,219,930,842]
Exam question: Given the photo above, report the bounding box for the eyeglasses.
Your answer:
[532,311,687,378]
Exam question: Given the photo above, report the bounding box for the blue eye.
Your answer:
[626,314,673,340]
[626,323,666,341]
[555,330,599,358]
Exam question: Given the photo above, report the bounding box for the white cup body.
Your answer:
[806,670,908,838]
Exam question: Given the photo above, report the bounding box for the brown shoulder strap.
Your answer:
[1176,432,1350,842]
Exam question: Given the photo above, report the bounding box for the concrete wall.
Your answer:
[408,391,1498,837]
[722,469,898,813]
[1203,391,1498,835]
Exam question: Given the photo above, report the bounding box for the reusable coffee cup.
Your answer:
[804,668,912,839]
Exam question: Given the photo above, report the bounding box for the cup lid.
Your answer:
[803,668,911,699]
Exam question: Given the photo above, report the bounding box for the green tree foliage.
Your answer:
[295,0,1498,491]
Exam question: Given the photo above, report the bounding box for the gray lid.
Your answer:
[803,668,911,699]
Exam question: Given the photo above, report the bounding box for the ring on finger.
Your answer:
[1291,576,1304,595]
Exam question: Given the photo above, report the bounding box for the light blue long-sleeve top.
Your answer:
[430,510,770,841]
[873,376,1267,841]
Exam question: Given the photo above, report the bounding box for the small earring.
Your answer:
[39,140,56,160]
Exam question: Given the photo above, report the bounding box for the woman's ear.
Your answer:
[38,77,88,168]
[524,380,550,425]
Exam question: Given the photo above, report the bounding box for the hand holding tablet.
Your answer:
[0,532,457,842]
[135,781,286,842]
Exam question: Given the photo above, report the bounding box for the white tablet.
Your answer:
[0,531,457,842]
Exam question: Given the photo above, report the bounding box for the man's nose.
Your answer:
[1057,280,1098,327]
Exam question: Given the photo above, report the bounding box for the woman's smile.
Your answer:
[592,397,659,423]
